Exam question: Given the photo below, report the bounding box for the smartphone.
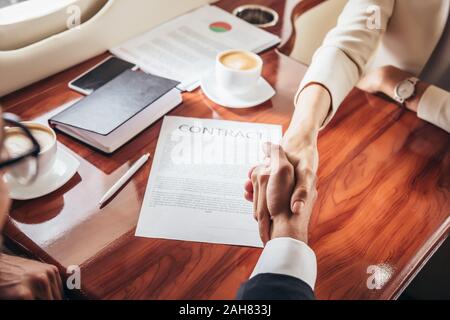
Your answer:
[69,56,136,95]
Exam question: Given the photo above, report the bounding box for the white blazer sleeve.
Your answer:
[417,85,450,133]
[296,0,395,128]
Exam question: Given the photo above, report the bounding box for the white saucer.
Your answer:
[7,148,80,200]
[200,72,275,108]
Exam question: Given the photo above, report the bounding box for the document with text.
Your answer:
[135,116,282,247]
[110,5,280,91]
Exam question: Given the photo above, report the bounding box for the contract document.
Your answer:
[110,5,280,91]
[135,116,282,247]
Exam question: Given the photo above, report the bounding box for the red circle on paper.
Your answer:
[209,21,232,32]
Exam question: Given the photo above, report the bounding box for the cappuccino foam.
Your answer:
[5,128,54,156]
[220,51,259,71]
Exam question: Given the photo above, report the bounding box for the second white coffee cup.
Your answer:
[215,49,263,95]
[4,122,57,183]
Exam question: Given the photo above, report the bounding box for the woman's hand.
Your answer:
[245,85,326,243]
[0,254,63,300]
[246,84,324,210]
[280,132,319,215]
[358,65,429,113]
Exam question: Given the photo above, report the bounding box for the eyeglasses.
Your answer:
[0,114,41,185]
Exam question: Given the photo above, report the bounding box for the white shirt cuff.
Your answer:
[250,237,317,290]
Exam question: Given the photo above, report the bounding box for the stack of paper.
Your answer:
[135,116,282,247]
[110,5,280,91]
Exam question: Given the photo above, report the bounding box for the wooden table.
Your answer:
[1,0,449,300]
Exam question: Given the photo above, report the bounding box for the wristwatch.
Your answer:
[393,77,419,104]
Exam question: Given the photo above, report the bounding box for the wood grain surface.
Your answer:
[1,0,449,300]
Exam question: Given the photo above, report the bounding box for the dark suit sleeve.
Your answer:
[236,273,315,300]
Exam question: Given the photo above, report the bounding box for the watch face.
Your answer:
[396,80,415,99]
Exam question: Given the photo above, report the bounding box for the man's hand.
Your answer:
[245,137,319,214]
[0,253,63,300]
[270,188,317,244]
[245,143,317,244]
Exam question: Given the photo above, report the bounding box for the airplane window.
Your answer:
[0,0,80,25]
[0,0,28,9]
[0,0,107,50]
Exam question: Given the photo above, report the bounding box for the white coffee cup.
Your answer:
[4,122,57,182]
[215,49,263,95]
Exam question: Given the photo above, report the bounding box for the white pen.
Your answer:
[99,153,151,206]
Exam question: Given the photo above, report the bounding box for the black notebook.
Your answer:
[50,70,181,153]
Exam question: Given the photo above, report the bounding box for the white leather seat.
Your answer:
[289,0,348,65]
[0,0,108,51]
[0,0,212,97]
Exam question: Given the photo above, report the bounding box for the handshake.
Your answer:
[238,142,318,300]
[244,142,318,245]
